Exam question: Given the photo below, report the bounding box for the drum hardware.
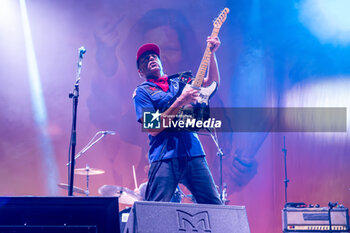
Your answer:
[75,165,105,175]
[132,165,138,191]
[74,164,105,196]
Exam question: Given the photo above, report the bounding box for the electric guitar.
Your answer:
[168,8,230,125]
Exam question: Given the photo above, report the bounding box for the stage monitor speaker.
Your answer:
[124,201,250,233]
[0,196,119,233]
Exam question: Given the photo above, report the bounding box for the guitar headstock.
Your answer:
[213,8,230,29]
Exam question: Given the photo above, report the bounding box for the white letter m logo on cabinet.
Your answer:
[176,210,211,232]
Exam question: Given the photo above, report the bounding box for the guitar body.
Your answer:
[183,81,217,105]
[181,81,217,123]
[167,75,217,127]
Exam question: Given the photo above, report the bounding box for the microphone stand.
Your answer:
[67,47,86,196]
[205,128,228,204]
[282,136,289,206]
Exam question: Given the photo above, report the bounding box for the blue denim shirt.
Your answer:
[133,77,205,163]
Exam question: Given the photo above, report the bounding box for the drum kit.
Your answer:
[58,164,196,205]
[57,165,142,205]
[61,130,145,205]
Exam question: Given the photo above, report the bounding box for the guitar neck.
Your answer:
[192,27,220,88]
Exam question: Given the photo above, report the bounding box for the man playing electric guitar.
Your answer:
[133,34,222,204]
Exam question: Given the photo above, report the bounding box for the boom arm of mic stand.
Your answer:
[66,132,109,166]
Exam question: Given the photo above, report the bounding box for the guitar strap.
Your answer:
[166,71,194,108]
[168,70,193,83]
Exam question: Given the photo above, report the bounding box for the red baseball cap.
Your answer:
[136,43,160,62]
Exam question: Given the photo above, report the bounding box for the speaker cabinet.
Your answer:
[0,196,119,233]
[124,201,250,233]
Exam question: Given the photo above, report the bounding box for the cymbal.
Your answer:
[98,185,142,205]
[57,183,86,195]
[75,168,105,175]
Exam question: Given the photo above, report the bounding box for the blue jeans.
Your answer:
[145,156,222,205]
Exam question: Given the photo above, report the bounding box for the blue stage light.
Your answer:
[299,0,350,45]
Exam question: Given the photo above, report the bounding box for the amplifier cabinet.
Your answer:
[282,207,349,232]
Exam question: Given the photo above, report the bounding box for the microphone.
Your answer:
[79,46,86,58]
[101,130,116,135]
